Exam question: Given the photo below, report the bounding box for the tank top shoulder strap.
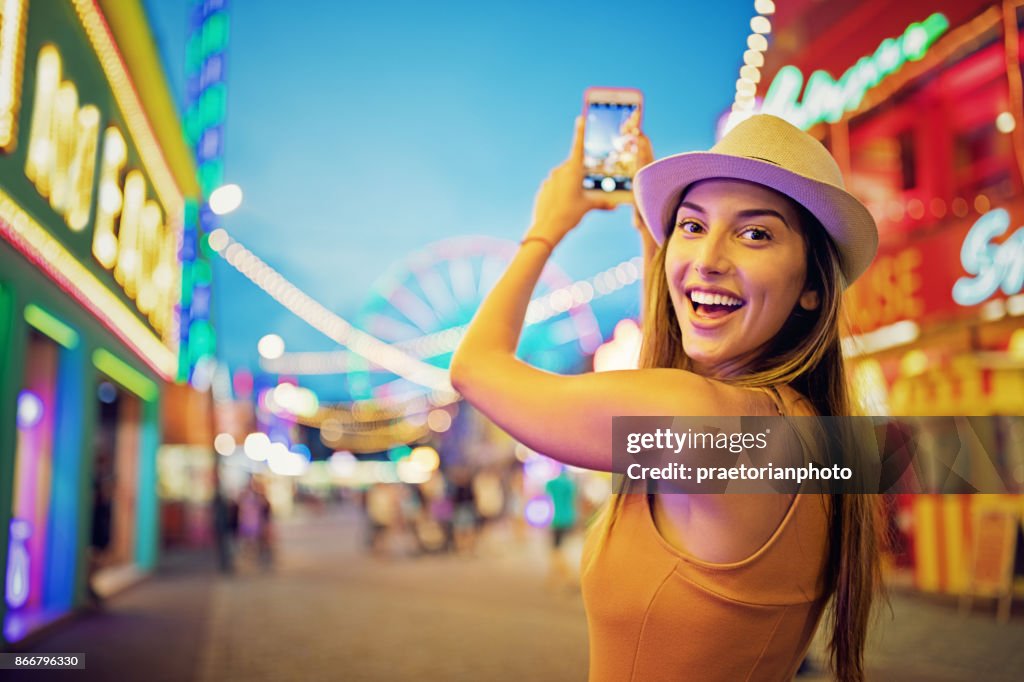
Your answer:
[762,385,786,416]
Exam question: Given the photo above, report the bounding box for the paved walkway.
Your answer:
[9,505,1024,681]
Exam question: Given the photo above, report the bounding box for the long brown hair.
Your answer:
[588,198,883,682]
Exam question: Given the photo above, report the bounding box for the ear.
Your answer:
[799,289,820,311]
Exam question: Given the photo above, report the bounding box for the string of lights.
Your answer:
[261,255,645,375]
[206,226,456,395]
[723,0,775,133]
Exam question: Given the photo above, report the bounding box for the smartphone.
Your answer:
[582,87,643,203]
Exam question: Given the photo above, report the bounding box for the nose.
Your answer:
[692,230,732,277]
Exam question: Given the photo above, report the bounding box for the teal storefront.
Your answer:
[0,0,200,645]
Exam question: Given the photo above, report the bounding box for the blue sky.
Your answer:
[144,1,756,400]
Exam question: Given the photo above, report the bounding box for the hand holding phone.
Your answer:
[582,87,644,204]
[527,117,618,244]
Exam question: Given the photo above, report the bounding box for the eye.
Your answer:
[740,226,772,241]
[677,219,704,234]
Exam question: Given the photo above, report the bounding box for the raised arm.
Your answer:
[449,119,768,471]
[451,116,611,370]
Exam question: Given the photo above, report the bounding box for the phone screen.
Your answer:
[582,101,640,193]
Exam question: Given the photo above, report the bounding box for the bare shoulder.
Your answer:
[620,368,786,417]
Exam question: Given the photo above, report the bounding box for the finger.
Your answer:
[636,132,654,166]
[570,115,585,162]
[624,109,640,135]
[589,198,617,211]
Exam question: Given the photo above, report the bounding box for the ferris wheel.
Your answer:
[346,236,604,401]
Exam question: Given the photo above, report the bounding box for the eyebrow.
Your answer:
[678,200,792,230]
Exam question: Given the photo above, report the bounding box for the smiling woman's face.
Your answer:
[664,178,820,377]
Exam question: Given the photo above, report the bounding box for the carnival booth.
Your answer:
[0,0,201,644]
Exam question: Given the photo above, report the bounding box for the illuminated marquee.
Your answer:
[24,45,100,232]
[0,0,185,378]
[0,0,27,150]
[762,13,949,130]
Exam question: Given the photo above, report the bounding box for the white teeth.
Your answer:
[690,290,743,307]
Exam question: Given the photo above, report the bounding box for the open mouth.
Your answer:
[688,289,745,319]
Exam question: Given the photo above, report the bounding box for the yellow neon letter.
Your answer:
[24,45,101,232]
[136,200,163,315]
[0,0,28,151]
[115,169,145,297]
[92,126,127,268]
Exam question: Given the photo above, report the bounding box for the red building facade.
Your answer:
[756,0,1024,596]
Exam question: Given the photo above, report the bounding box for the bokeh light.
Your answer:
[750,15,771,34]
[388,445,412,462]
[258,333,285,360]
[97,381,117,404]
[426,409,452,432]
[243,432,271,461]
[397,458,430,484]
[329,451,356,478]
[208,183,243,215]
[213,432,236,456]
[267,443,309,476]
[996,111,1016,134]
[410,446,440,472]
[525,495,554,527]
[16,390,43,429]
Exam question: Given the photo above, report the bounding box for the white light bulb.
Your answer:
[207,228,229,251]
[743,49,764,67]
[740,66,761,83]
[258,333,286,360]
[209,183,243,215]
[751,16,772,34]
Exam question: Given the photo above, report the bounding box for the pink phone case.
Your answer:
[582,87,644,201]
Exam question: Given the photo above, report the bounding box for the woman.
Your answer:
[450,113,883,681]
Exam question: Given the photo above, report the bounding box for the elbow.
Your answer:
[448,348,474,396]
[450,345,503,400]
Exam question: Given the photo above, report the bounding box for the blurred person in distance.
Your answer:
[419,470,454,553]
[238,478,274,568]
[449,465,479,555]
[506,461,528,545]
[255,480,274,567]
[365,482,399,559]
[472,466,506,553]
[87,472,114,607]
[545,465,579,592]
[431,469,457,553]
[450,112,883,681]
[410,480,447,554]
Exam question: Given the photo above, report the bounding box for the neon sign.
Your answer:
[762,13,949,130]
[20,43,179,339]
[0,1,185,376]
[952,209,1024,306]
[0,0,27,151]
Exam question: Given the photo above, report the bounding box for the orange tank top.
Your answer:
[580,491,831,681]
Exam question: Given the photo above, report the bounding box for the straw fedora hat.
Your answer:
[633,114,878,285]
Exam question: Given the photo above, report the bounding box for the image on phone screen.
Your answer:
[582,102,640,193]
